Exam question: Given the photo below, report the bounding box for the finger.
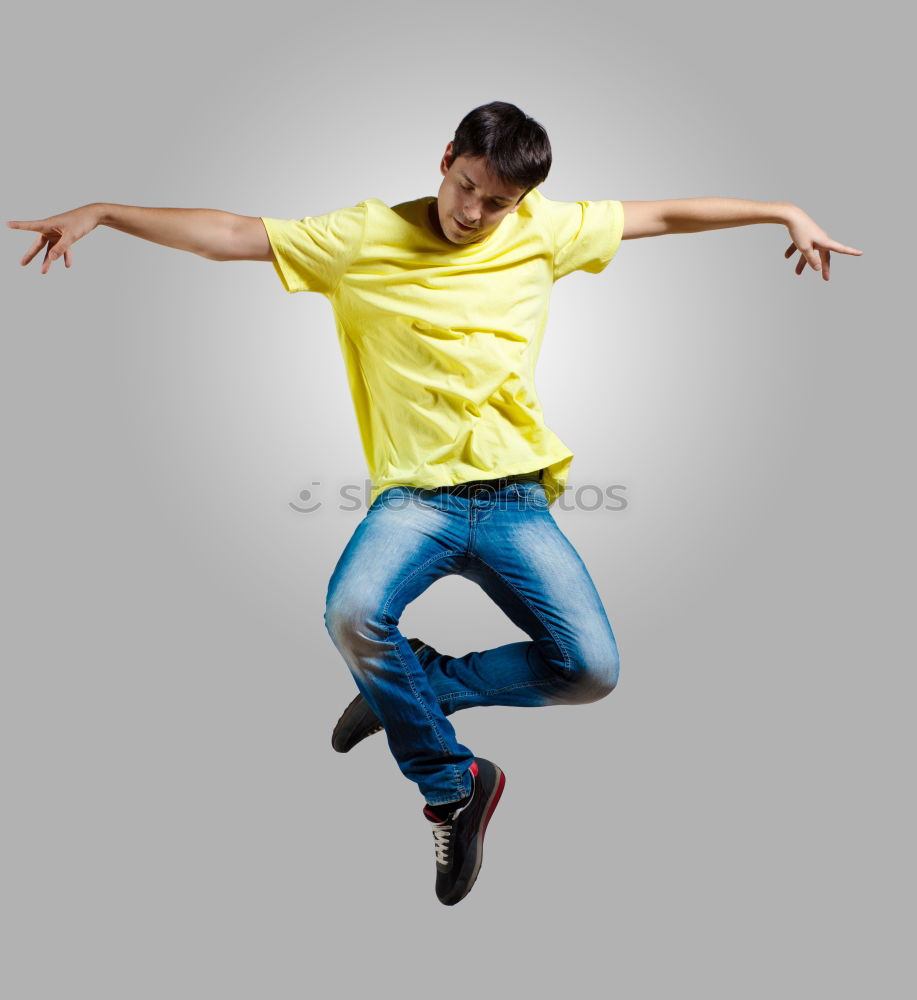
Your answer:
[785,242,797,259]
[803,246,821,273]
[44,235,71,270]
[812,235,863,255]
[6,219,47,232]
[822,247,830,281]
[41,241,55,275]
[796,254,805,276]
[21,233,49,266]
[824,241,863,255]
[64,247,73,268]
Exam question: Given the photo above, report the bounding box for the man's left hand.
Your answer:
[784,207,862,281]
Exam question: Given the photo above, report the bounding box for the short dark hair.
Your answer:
[449,101,552,195]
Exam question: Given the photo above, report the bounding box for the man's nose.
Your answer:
[462,200,482,222]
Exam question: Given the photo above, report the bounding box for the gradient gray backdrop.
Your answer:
[2,1,910,998]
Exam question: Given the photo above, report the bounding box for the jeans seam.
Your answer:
[466,554,574,675]
[403,490,446,512]
[435,677,558,701]
[381,550,470,797]
[426,784,473,807]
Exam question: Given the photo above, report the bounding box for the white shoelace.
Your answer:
[429,793,472,865]
[431,821,453,866]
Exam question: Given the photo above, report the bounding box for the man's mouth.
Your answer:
[454,218,476,233]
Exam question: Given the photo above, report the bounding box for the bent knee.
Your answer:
[324,594,390,653]
[568,646,620,703]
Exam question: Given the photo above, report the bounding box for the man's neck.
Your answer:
[427,200,449,244]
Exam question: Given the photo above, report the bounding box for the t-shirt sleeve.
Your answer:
[260,201,368,295]
[540,195,625,281]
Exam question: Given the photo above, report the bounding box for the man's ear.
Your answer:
[440,141,455,178]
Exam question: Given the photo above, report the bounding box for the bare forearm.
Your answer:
[96,203,242,260]
[658,198,797,235]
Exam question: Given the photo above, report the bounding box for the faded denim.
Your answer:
[324,478,619,805]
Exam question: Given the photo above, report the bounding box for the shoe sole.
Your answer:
[331,694,383,753]
[439,763,506,906]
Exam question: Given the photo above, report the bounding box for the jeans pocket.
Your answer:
[407,487,445,511]
[510,480,549,509]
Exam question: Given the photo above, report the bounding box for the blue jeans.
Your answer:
[323,477,620,806]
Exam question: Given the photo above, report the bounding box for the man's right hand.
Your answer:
[8,204,274,272]
[7,204,101,275]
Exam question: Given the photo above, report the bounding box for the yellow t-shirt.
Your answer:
[261,188,624,507]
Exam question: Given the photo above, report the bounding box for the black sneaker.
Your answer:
[331,638,429,753]
[423,758,505,906]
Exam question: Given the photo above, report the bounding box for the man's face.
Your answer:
[431,142,527,246]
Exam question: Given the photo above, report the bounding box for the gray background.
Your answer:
[2,1,911,997]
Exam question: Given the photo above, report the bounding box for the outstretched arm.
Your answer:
[7,203,274,275]
[620,198,862,281]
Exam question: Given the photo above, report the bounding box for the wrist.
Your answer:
[776,202,802,226]
[93,203,115,226]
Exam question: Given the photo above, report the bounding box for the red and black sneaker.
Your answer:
[331,638,429,753]
[423,758,506,906]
